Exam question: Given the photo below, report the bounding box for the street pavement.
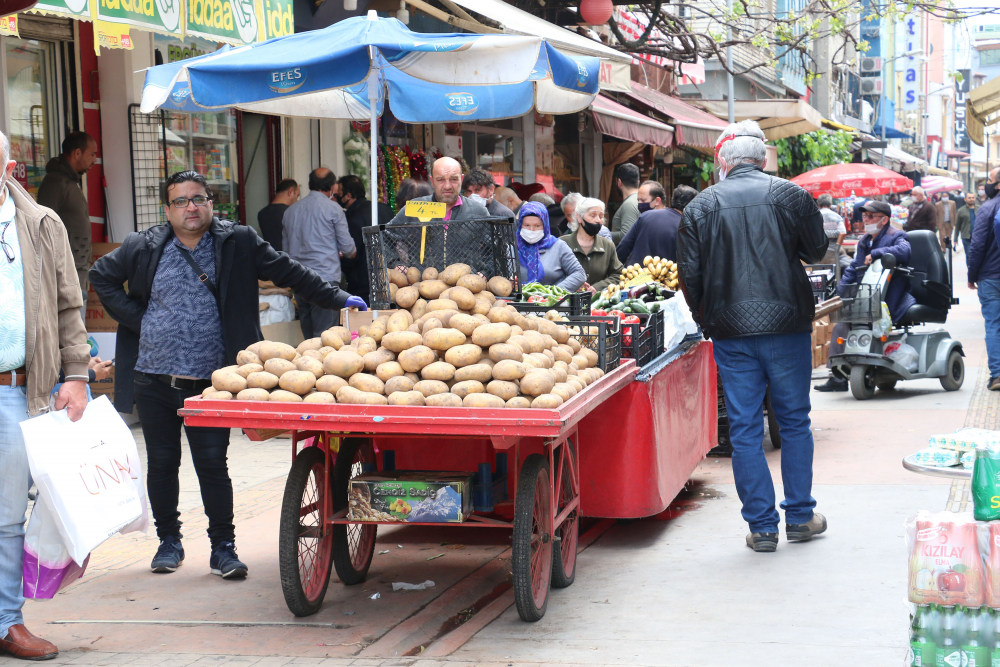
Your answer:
[1,250,985,667]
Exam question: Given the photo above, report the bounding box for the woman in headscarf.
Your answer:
[560,197,623,293]
[516,201,586,291]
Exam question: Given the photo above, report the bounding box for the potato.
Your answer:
[397,345,434,373]
[418,280,449,300]
[375,361,404,383]
[510,325,524,337]
[296,338,323,354]
[567,338,582,353]
[257,341,297,362]
[389,282,398,302]
[572,354,590,370]
[522,355,545,369]
[521,369,555,396]
[410,299,428,320]
[336,386,364,404]
[421,267,439,281]
[463,393,505,408]
[246,341,265,358]
[304,391,336,404]
[354,337,377,357]
[534,318,559,339]
[358,324,372,339]
[487,276,512,296]
[363,348,395,373]
[421,361,456,381]
[270,389,303,403]
[473,313,492,324]
[404,372,420,384]
[506,396,531,409]
[470,323,509,347]
[427,298,459,313]
[406,323,422,333]
[444,344,482,368]
[388,390,425,406]
[529,352,553,369]
[388,268,408,288]
[454,363,493,383]
[349,373,385,394]
[246,371,280,390]
[551,366,568,383]
[413,380,449,397]
[303,349,324,361]
[448,313,480,337]
[321,329,345,350]
[425,392,462,407]
[279,370,317,395]
[550,384,573,402]
[293,356,324,379]
[395,285,420,309]
[434,310,461,328]
[261,358,294,378]
[367,318,389,343]
[531,394,564,409]
[203,390,233,400]
[456,274,486,294]
[507,335,530,354]
[553,326,571,344]
[471,298,492,316]
[445,380,480,399]
[487,307,518,325]
[443,286,474,311]
[522,331,547,353]
[492,359,527,381]
[236,388,270,401]
[405,266,421,285]
[211,370,247,393]
[315,375,347,394]
[440,263,472,286]
[580,348,599,368]
[486,380,519,401]
[567,377,585,393]
[542,348,556,362]
[236,363,263,378]
[236,349,262,366]
[382,375,413,394]
[387,311,411,333]
[423,328,466,351]
[381,331,423,353]
[552,346,573,364]
[421,317,443,335]
[323,350,365,378]
[488,342,523,363]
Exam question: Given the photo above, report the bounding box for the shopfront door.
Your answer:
[4,36,59,197]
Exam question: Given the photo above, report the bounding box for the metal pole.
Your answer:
[880,92,886,168]
[368,50,379,227]
[726,0,735,124]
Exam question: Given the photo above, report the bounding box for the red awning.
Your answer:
[591,95,674,148]
[622,81,728,148]
[944,149,971,158]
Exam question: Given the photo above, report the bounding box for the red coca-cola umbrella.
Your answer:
[791,163,914,198]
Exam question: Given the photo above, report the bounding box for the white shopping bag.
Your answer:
[22,494,89,599]
[20,395,145,565]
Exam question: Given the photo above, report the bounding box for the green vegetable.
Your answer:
[631,301,650,314]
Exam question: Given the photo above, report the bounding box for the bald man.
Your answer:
[389,157,489,224]
[493,187,523,217]
[907,186,938,233]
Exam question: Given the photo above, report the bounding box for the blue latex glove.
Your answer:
[345,296,368,311]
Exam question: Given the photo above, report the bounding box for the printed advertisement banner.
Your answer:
[29,0,90,19]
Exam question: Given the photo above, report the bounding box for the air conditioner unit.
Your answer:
[860,76,883,96]
[860,56,883,73]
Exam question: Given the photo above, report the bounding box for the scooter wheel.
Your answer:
[850,365,876,400]
[940,350,964,391]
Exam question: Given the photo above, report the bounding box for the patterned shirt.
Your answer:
[135,233,226,379]
[0,187,26,372]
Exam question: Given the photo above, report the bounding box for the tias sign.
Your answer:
[269,67,305,93]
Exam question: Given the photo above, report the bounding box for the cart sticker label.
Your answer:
[269,67,305,93]
[445,92,478,116]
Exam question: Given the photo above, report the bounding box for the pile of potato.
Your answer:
[387,262,513,312]
[201,291,604,410]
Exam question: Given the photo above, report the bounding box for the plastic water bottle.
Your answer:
[963,607,989,667]
[937,606,961,667]
[910,604,937,666]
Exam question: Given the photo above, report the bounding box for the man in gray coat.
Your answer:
[389,157,490,224]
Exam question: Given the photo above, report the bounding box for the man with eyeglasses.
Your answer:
[0,131,90,661]
[90,171,365,580]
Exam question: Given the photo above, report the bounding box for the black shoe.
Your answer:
[786,512,828,542]
[745,532,778,552]
[210,542,248,579]
[150,536,184,573]
[990,377,1000,392]
[815,378,848,392]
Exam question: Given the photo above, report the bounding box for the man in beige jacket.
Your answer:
[0,130,90,661]
[935,192,958,252]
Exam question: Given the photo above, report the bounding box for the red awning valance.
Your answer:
[591,95,674,148]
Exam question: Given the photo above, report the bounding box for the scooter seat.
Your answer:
[897,303,948,326]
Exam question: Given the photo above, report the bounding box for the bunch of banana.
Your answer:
[619,262,651,286]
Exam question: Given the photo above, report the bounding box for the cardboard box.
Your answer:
[85,302,118,332]
[348,472,474,523]
[340,308,398,336]
[260,321,305,348]
[87,243,121,304]
[86,332,116,401]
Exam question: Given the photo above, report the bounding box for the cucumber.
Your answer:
[631,301,650,314]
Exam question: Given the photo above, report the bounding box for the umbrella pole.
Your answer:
[368,63,379,230]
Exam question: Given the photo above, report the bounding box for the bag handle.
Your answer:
[178,247,219,299]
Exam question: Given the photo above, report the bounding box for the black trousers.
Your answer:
[133,372,234,547]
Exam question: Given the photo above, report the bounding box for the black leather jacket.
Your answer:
[677,164,828,340]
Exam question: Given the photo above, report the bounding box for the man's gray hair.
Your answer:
[561,192,583,215]
[716,120,767,168]
[529,193,556,206]
[577,197,605,222]
[912,186,925,195]
[0,130,9,166]
[817,194,833,208]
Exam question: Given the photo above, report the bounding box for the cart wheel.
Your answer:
[332,438,377,586]
[513,454,553,622]
[764,388,781,450]
[850,365,876,400]
[940,350,964,391]
[279,446,332,617]
[551,450,578,589]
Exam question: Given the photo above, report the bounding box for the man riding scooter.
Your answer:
[816,201,916,392]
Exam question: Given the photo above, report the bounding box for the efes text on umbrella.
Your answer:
[269,67,306,94]
[446,92,478,115]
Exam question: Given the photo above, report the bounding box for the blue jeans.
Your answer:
[713,333,817,533]
[0,384,31,638]
[978,278,1000,380]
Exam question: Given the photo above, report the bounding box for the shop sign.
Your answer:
[0,15,17,35]
[955,68,970,154]
[597,60,630,93]
[900,14,921,111]
[185,0,258,46]
[261,0,292,39]
[29,0,89,19]
[92,0,183,50]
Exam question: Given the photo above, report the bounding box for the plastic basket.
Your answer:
[564,315,621,372]
[620,310,665,368]
[831,283,881,324]
[502,291,592,317]
[363,217,519,309]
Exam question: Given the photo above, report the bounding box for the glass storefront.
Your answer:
[5,37,58,197]
[462,118,524,186]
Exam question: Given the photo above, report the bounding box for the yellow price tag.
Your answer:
[405,200,447,222]
[623,272,655,288]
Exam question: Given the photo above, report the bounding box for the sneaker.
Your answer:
[990,377,1000,392]
[786,512,828,542]
[210,542,248,579]
[745,532,778,552]
[150,536,184,573]
[815,378,848,392]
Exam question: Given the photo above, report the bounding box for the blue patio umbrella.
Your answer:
[140,11,600,223]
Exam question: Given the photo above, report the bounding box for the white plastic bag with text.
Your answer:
[22,493,89,599]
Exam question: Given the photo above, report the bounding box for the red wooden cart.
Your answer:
[179,338,716,622]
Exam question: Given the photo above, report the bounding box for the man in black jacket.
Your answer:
[338,174,394,305]
[678,120,829,553]
[91,171,366,580]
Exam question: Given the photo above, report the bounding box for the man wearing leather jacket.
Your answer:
[677,120,829,553]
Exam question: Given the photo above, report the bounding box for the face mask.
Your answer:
[520,228,544,244]
[567,219,579,232]
[716,158,728,182]
[987,182,999,200]
[865,223,880,235]
[468,193,487,206]
[637,202,652,214]
[582,221,603,237]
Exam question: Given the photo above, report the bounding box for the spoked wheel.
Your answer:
[513,454,553,622]
[551,444,579,589]
[279,446,333,616]
[849,365,877,400]
[332,438,377,586]
[940,350,965,391]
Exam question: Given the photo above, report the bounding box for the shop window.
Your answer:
[5,37,58,197]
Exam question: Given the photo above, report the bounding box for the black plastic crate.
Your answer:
[502,291,592,317]
[620,309,665,368]
[564,315,621,372]
[363,217,519,309]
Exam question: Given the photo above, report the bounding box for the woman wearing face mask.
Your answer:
[560,198,623,293]
[516,201,586,292]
